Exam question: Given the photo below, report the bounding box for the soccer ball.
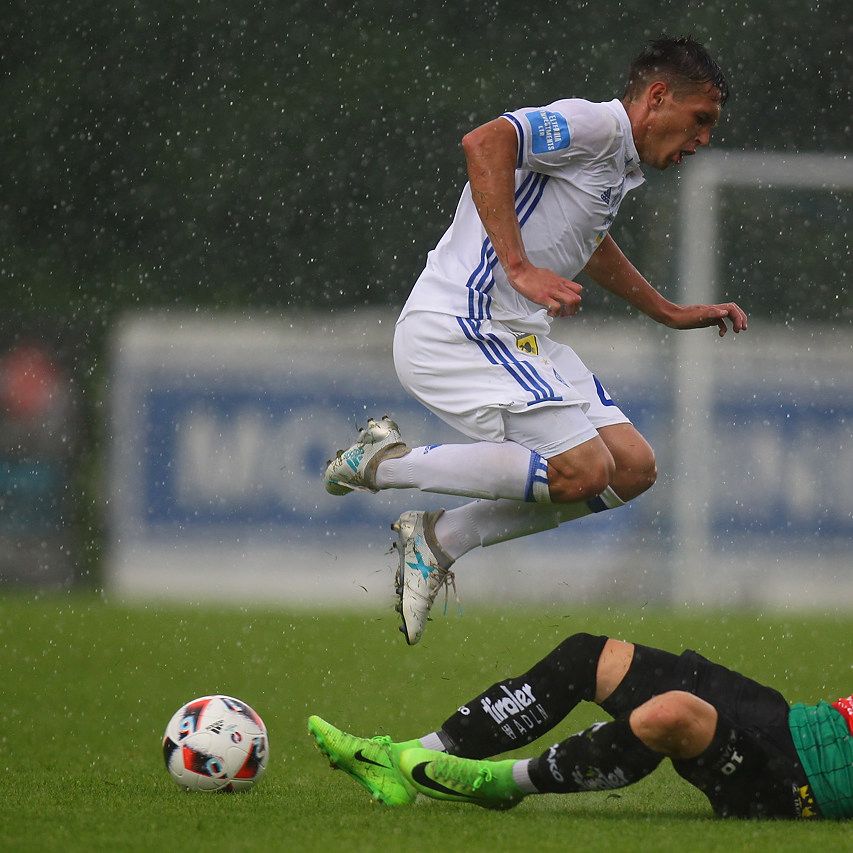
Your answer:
[162,695,269,791]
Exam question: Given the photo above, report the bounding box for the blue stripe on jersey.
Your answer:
[465,173,536,319]
[472,174,544,318]
[479,174,550,315]
[456,317,563,406]
[518,173,549,228]
[501,112,525,169]
[524,451,549,502]
[466,172,549,320]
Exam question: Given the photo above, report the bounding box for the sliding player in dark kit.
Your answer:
[309,631,852,819]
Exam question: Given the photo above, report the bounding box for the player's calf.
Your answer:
[525,719,664,793]
[439,632,609,757]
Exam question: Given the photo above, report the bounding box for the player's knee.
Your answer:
[630,692,715,757]
[613,447,657,501]
[638,448,657,490]
[634,692,693,734]
[548,455,614,503]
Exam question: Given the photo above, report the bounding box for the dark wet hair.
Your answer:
[624,35,730,105]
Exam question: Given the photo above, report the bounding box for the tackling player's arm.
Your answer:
[583,233,748,336]
[461,119,582,318]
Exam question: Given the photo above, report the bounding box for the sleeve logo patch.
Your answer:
[527,110,571,154]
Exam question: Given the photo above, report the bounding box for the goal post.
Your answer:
[671,151,853,604]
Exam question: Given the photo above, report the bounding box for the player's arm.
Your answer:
[583,234,748,336]
[461,119,582,318]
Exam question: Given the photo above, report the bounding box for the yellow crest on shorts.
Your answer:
[515,334,539,355]
[797,784,817,818]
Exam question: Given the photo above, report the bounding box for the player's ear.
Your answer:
[646,81,669,109]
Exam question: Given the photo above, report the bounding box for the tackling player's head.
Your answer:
[623,35,729,171]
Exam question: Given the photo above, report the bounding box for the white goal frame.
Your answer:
[671,151,853,603]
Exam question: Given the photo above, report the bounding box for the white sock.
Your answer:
[375,441,550,502]
[418,732,447,752]
[434,487,625,562]
[512,759,539,793]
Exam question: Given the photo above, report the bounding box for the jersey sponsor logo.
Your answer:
[515,334,539,355]
[527,110,571,154]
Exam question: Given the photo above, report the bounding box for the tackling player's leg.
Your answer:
[310,633,806,818]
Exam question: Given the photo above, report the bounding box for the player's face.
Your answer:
[642,82,722,170]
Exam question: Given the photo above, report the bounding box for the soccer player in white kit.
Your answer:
[324,36,748,645]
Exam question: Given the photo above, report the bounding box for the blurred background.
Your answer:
[2,0,850,608]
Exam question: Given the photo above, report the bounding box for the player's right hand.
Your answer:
[508,264,583,318]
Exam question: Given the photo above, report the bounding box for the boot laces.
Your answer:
[472,766,494,792]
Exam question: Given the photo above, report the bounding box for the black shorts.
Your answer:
[669,650,816,819]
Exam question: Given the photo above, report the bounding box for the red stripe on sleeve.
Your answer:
[831,695,853,734]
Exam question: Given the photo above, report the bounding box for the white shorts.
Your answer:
[393,311,630,459]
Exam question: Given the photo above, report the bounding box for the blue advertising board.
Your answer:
[109,316,853,606]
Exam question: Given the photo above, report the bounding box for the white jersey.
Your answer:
[399,98,645,335]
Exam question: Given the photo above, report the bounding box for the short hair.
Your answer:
[624,35,730,105]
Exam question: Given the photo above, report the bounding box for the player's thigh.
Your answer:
[681,651,792,748]
[501,401,600,458]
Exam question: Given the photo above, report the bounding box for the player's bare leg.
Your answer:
[597,423,658,501]
[630,692,718,759]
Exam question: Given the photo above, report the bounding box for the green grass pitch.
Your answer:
[0,595,849,851]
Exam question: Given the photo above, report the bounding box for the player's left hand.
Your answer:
[667,302,748,336]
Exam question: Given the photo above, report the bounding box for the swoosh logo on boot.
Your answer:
[354,749,390,769]
[410,761,474,799]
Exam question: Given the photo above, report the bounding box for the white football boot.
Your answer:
[393,510,456,645]
[324,416,410,495]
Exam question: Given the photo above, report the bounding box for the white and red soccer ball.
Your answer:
[162,695,269,791]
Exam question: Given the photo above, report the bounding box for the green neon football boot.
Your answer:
[398,747,524,810]
[307,715,417,806]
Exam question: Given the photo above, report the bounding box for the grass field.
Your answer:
[0,595,850,851]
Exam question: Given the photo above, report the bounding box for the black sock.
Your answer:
[440,633,608,758]
[527,719,664,793]
[599,644,689,719]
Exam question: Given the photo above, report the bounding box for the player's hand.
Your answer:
[666,302,748,336]
[508,264,583,318]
